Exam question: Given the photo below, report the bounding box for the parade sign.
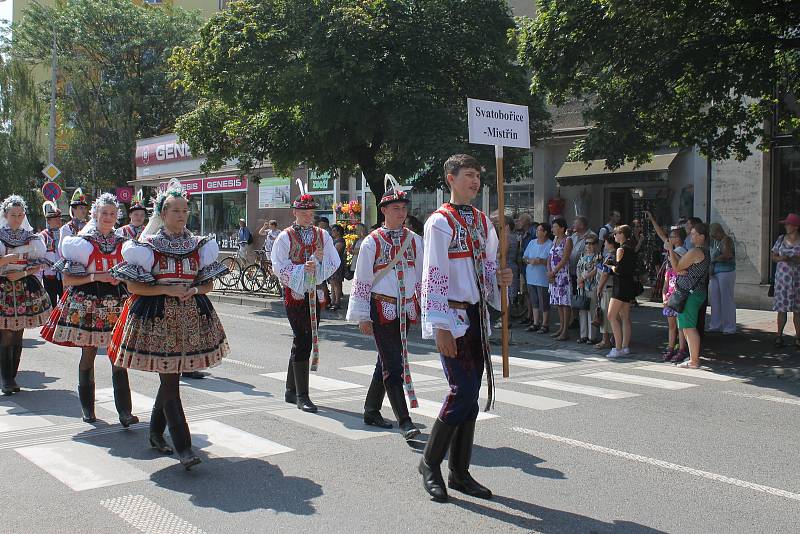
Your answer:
[467,98,531,149]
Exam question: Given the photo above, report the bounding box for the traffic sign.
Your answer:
[42,163,61,182]
[42,181,62,201]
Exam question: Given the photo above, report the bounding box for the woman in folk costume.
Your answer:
[59,188,89,253]
[0,195,52,395]
[270,180,340,413]
[115,190,147,241]
[346,175,422,440]
[108,179,229,470]
[41,193,137,427]
[39,201,65,307]
[419,154,513,502]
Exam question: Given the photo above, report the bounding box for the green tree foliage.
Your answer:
[170,0,548,202]
[12,0,202,191]
[516,0,800,167]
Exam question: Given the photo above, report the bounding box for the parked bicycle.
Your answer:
[240,250,282,295]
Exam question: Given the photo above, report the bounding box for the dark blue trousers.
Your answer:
[370,298,405,387]
[437,304,485,425]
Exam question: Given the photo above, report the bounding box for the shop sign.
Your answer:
[308,171,333,192]
[258,177,291,208]
[158,176,247,194]
[115,187,134,203]
[137,139,194,167]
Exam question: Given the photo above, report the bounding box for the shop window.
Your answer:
[203,191,247,250]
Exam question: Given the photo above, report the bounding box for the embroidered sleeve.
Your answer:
[421,215,454,339]
[318,231,341,282]
[271,231,309,294]
[484,221,501,311]
[413,234,424,302]
[55,236,92,276]
[190,239,227,285]
[345,237,376,323]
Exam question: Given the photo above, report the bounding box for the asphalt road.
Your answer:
[1,300,798,534]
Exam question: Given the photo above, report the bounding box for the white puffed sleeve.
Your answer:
[345,235,377,323]
[318,231,341,282]
[110,241,156,284]
[58,224,76,256]
[25,234,47,260]
[122,240,155,270]
[271,230,308,294]
[55,236,93,275]
[194,239,227,285]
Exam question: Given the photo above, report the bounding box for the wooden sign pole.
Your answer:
[495,145,510,378]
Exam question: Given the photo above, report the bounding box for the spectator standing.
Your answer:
[328,224,347,310]
[317,217,331,232]
[237,218,254,262]
[547,218,573,341]
[349,223,368,279]
[771,213,800,348]
[259,219,281,258]
[606,225,638,358]
[594,234,618,349]
[597,210,621,243]
[683,217,702,250]
[668,223,711,368]
[523,223,553,333]
[576,237,601,343]
[504,216,521,308]
[708,223,737,334]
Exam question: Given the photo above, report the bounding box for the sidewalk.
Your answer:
[209,290,800,382]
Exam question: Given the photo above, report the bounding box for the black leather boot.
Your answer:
[111,367,140,428]
[418,418,457,502]
[148,393,173,454]
[163,398,201,470]
[284,361,296,404]
[447,420,492,499]
[181,371,206,379]
[0,347,14,396]
[385,383,420,440]
[293,360,317,413]
[363,377,391,428]
[77,369,96,422]
[11,344,21,392]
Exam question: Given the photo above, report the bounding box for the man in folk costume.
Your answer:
[39,200,65,307]
[271,180,340,413]
[116,190,147,241]
[346,175,422,441]
[60,188,89,255]
[418,154,513,502]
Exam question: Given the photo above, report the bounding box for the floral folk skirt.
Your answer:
[40,281,127,347]
[108,294,229,373]
[0,275,52,331]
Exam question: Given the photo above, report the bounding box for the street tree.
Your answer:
[170,0,548,204]
[515,0,800,168]
[12,0,202,191]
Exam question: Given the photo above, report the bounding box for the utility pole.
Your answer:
[48,28,57,165]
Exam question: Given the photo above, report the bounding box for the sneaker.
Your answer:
[621,347,631,356]
[606,348,621,359]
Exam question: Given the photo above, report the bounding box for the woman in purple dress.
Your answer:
[547,218,573,341]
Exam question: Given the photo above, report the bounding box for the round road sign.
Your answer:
[42,182,62,201]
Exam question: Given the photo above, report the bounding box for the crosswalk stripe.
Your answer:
[520,349,607,362]
[634,364,739,381]
[585,371,698,390]
[490,355,565,370]
[190,420,293,458]
[15,440,147,491]
[94,388,154,415]
[101,495,208,534]
[182,376,275,401]
[523,379,640,399]
[270,407,393,440]
[0,401,54,433]
[480,387,577,410]
[381,397,499,421]
[261,372,363,392]
[340,365,442,382]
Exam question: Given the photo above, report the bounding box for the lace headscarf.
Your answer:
[140,178,189,239]
[79,192,119,236]
[0,195,33,231]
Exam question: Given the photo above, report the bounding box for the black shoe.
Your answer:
[0,347,14,396]
[363,378,391,428]
[181,371,206,379]
[163,398,201,470]
[148,392,172,454]
[419,418,457,502]
[111,367,140,428]
[292,360,318,413]
[385,383,419,440]
[149,434,174,455]
[447,420,492,499]
[78,369,96,422]
[285,361,296,404]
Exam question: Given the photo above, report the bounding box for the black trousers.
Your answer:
[42,276,63,309]
[285,296,321,363]
[369,298,406,387]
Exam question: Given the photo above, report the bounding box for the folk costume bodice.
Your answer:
[58,219,86,255]
[420,203,501,339]
[0,227,47,275]
[346,227,423,324]
[56,230,126,276]
[116,224,144,241]
[270,224,341,305]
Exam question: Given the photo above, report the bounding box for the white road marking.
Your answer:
[340,365,442,383]
[585,371,698,390]
[94,388,154,416]
[382,397,498,421]
[479,387,577,410]
[490,355,564,370]
[524,379,640,399]
[16,441,147,491]
[222,358,265,370]
[190,420,293,458]
[101,494,207,534]
[0,401,54,433]
[512,426,800,502]
[722,390,800,406]
[270,407,393,440]
[261,372,362,391]
[413,359,444,370]
[181,376,275,401]
[520,349,607,362]
[635,364,739,381]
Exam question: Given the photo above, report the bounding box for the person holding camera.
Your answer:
[605,225,638,358]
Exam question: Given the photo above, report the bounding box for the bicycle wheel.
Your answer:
[241,264,267,293]
[219,257,242,288]
[265,273,282,296]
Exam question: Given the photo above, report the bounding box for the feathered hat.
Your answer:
[293,179,319,210]
[42,200,62,219]
[128,189,147,212]
[378,174,409,207]
[70,188,89,207]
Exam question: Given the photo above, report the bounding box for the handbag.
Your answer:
[666,287,691,313]
[572,288,590,311]
[591,305,603,327]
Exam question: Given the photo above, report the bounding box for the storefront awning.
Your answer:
[556,152,679,186]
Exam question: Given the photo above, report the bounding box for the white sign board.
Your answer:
[467,98,530,149]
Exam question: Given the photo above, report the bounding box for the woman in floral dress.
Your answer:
[547,218,573,341]
[41,193,138,427]
[771,213,800,348]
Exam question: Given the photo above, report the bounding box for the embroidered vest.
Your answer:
[286,226,321,265]
[371,228,417,273]
[87,241,124,272]
[435,204,488,259]
[42,228,59,253]
[120,224,142,240]
[153,251,201,284]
